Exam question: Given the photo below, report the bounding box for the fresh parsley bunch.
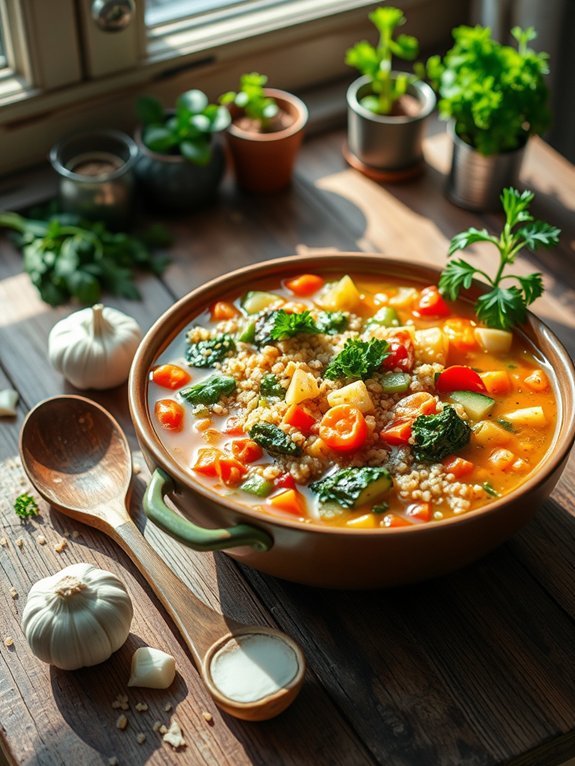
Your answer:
[439,188,560,330]
[0,211,170,307]
[14,492,39,520]
[325,338,389,380]
[425,26,550,155]
[345,6,419,115]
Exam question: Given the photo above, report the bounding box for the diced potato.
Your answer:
[389,287,418,309]
[474,327,513,354]
[503,406,547,428]
[346,514,379,529]
[414,327,449,365]
[327,380,375,414]
[285,368,321,405]
[523,369,549,392]
[488,448,516,471]
[316,275,362,312]
[472,420,513,447]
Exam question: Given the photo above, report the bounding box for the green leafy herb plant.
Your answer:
[0,210,170,307]
[219,73,280,132]
[14,492,40,520]
[439,188,560,330]
[137,89,231,165]
[425,26,550,155]
[345,6,419,115]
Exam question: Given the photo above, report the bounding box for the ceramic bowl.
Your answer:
[129,253,575,589]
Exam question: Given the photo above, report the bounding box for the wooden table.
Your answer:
[1,122,575,766]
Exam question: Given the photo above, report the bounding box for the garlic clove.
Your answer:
[0,389,19,416]
[128,646,176,689]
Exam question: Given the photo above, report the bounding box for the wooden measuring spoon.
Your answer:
[19,395,305,721]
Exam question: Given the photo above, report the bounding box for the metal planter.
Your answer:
[346,74,436,172]
[446,124,526,211]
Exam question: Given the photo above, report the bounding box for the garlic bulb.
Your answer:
[48,304,142,390]
[22,562,133,670]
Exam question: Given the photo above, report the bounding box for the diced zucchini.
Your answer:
[472,420,512,447]
[240,290,284,315]
[502,406,547,428]
[449,390,495,420]
[240,474,275,497]
[327,380,375,413]
[414,327,449,365]
[237,321,256,343]
[316,275,362,312]
[367,306,400,328]
[285,368,321,405]
[381,371,411,394]
[310,466,392,509]
[474,327,513,354]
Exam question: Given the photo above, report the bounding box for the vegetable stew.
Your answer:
[147,273,557,529]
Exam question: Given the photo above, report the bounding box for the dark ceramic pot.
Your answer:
[134,127,226,212]
[129,253,575,589]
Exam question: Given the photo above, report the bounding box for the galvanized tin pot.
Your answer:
[346,74,436,172]
[446,123,526,212]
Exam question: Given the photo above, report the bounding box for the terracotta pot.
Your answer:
[224,88,308,193]
[128,253,575,589]
[346,74,436,172]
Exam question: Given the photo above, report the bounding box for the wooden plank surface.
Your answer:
[1,121,574,766]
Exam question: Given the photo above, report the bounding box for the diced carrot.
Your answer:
[442,455,475,478]
[393,392,436,419]
[210,301,239,321]
[479,370,511,396]
[154,399,185,431]
[192,448,247,486]
[488,448,516,471]
[230,438,263,464]
[194,418,212,432]
[380,419,412,446]
[406,502,431,522]
[283,404,316,435]
[152,364,191,390]
[319,405,368,452]
[346,514,379,529]
[267,489,306,517]
[382,513,413,528]
[443,318,478,352]
[224,417,245,436]
[285,273,325,297]
[523,369,549,392]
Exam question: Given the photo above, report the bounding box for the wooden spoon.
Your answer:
[19,395,305,721]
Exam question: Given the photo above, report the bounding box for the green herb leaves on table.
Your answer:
[439,188,560,330]
[0,211,170,307]
[412,406,471,463]
[325,338,389,380]
[14,492,40,520]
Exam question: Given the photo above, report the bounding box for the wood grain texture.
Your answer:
[1,117,575,765]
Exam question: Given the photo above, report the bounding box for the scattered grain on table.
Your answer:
[4,637,14,647]
[116,714,128,731]
[15,538,23,549]
[9,587,17,599]
[53,538,68,553]
[202,711,213,725]
[136,732,146,744]
[36,535,46,546]
[162,719,186,750]
[135,702,148,712]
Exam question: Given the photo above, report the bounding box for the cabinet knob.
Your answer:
[91,0,135,32]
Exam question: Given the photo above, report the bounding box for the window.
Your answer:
[0,0,464,177]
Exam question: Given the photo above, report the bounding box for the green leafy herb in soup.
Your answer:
[148,271,557,529]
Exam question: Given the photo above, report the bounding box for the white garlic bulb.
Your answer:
[22,562,133,670]
[48,304,142,390]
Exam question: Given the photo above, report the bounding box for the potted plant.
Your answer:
[134,89,231,211]
[425,26,550,211]
[344,6,436,180]
[219,73,308,193]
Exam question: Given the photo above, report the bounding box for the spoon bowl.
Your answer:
[20,395,305,721]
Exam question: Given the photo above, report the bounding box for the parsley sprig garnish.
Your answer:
[439,188,560,330]
[14,493,40,520]
[269,310,320,341]
[325,338,389,380]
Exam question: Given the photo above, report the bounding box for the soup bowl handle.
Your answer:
[143,468,273,552]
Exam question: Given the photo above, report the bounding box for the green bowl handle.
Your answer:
[143,468,273,553]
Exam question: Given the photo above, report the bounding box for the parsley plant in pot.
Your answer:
[134,89,231,211]
[219,73,308,193]
[426,26,550,211]
[345,6,436,179]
